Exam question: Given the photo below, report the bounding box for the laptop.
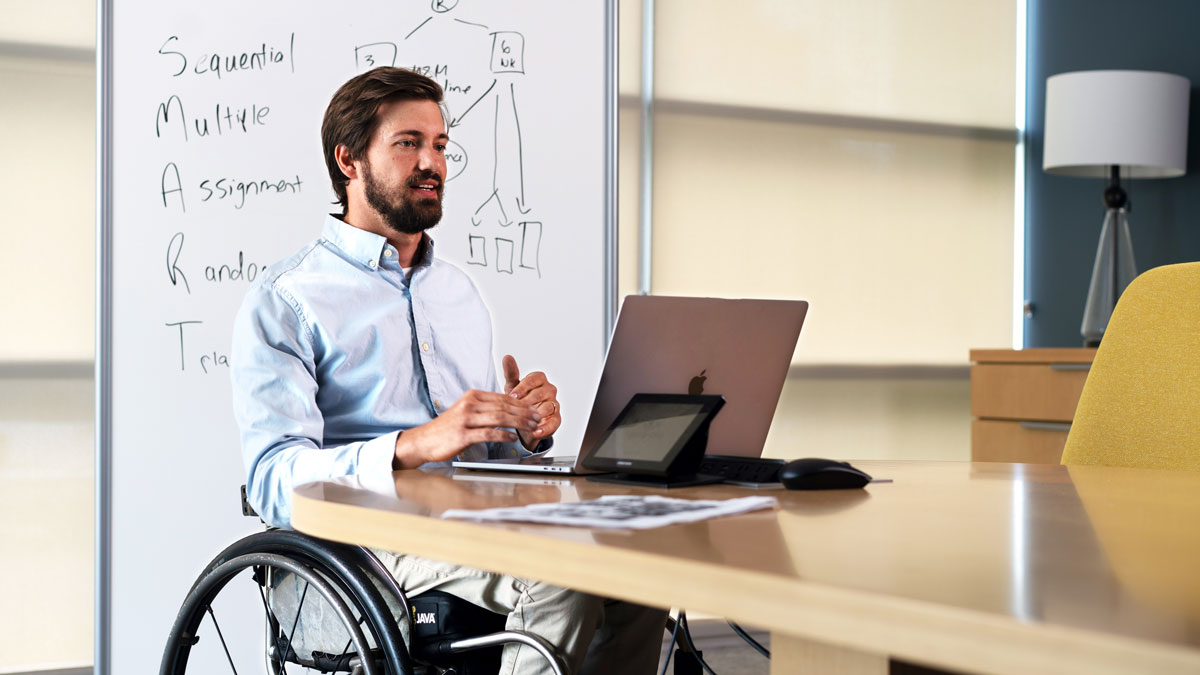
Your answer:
[452,295,808,474]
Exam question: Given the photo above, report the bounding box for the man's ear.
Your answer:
[334,144,359,181]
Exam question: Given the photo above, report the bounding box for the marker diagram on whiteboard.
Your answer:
[145,1,579,377]
[108,2,609,671]
[355,5,545,278]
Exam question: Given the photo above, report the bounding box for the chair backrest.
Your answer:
[1062,262,1200,471]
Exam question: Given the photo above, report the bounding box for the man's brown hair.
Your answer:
[321,67,445,212]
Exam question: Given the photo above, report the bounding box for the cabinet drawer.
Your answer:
[971,419,1070,464]
[970,363,1089,422]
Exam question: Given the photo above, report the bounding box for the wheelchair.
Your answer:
[159,490,569,675]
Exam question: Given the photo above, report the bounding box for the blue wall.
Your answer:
[1026,0,1200,346]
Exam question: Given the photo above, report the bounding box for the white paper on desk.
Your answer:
[441,495,778,530]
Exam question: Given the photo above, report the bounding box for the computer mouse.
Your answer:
[779,458,872,490]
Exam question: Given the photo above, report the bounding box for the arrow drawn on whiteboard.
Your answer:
[474,190,496,216]
[450,79,496,128]
[405,16,433,40]
[511,83,531,213]
[474,189,511,227]
[492,94,499,191]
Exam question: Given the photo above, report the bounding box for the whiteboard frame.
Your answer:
[94,1,618,672]
[95,0,112,670]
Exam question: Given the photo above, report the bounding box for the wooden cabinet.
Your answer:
[969,348,1096,464]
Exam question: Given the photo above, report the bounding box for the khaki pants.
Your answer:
[374,549,668,675]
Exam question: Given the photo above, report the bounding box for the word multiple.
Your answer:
[156,95,271,141]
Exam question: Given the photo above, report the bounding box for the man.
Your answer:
[231,66,665,674]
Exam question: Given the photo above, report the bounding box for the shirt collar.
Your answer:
[321,214,436,270]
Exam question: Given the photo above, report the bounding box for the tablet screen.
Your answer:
[590,401,706,462]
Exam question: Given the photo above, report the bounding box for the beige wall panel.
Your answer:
[0,377,94,672]
[0,0,96,48]
[651,111,1014,365]
[618,0,642,97]
[656,0,1015,129]
[763,376,971,463]
[618,106,641,301]
[0,56,96,361]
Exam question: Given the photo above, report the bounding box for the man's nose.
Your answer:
[416,146,442,173]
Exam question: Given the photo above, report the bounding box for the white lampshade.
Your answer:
[1044,70,1191,178]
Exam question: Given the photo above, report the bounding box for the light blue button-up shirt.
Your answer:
[232,215,526,527]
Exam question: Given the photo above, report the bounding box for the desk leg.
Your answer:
[771,634,887,675]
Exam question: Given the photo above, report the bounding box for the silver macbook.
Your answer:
[452,295,808,474]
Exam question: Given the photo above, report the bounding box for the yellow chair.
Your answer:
[1061,261,1200,472]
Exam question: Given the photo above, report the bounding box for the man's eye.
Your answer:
[435,145,447,153]
[397,140,415,147]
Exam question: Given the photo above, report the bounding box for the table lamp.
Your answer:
[1043,69,1190,346]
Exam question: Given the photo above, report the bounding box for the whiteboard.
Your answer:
[97,1,615,672]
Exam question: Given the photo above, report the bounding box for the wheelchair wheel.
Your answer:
[160,530,417,675]
[160,550,387,675]
[160,529,568,675]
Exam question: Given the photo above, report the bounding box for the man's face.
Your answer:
[359,99,448,235]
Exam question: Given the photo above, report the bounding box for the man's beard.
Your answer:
[362,162,444,235]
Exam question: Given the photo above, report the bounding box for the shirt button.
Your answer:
[368,260,377,268]
[434,400,442,410]
[421,343,430,352]
[384,250,393,257]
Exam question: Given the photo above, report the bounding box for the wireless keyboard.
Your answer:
[698,455,786,487]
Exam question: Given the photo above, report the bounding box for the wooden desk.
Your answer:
[292,462,1200,675]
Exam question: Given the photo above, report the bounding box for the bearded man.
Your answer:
[230,67,666,674]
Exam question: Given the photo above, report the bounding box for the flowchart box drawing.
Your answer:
[490,32,525,74]
[467,234,488,267]
[495,238,515,274]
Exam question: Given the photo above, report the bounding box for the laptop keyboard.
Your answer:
[698,455,786,486]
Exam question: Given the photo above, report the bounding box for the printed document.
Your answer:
[442,494,777,530]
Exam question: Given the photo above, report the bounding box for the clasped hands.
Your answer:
[393,354,561,469]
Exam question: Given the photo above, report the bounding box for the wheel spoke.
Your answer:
[287,581,311,661]
[257,581,292,675]
[205,606,240,675]
[339,607,374,661]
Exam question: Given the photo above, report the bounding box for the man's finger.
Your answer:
[462,401,540,428]
[469,409,540,432]
[467,395,539,418]
[520,384,557,406]
[465,428,520,446]
[509,371,548,400]
[467,390,524,405]
[533,416,562,438]
[502,354,521,394]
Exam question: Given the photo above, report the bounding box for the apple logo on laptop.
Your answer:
[688,369,707,395]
